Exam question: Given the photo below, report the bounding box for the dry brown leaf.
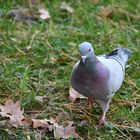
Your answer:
[54,121,82,139]
[32,119,50,129]
[26,45,32,50]
[28,0,40,6]
[68,87,87,102]
[21,117,33,127]
[32,118,56,130]
[0,100,82,139]
[60,2,74,14]
[7,8,37,22]
[39,8,51,20]
[35,96,44,103]
[56,57,70,62]
[0,99,24,127]
[98,6,113,19]
[98,6,140,20]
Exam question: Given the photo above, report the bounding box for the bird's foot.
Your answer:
[98,113,106,126]
[87,98,94,108]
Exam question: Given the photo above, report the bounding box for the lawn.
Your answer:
[0,0,140,139]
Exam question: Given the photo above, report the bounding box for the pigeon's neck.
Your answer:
[80,54,98,71]
[79,55,109,82]
[77,57,109,84]
[87,53,98,63]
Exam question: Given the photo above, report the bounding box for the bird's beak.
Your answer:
[81,56,87,63]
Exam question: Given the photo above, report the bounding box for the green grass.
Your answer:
[0,0,140,139]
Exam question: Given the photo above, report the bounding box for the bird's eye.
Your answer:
[88,49,91,52]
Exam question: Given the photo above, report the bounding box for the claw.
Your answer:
[87,98,94,108]
[98,113,106,126]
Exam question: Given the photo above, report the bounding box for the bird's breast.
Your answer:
[71,64,109,99]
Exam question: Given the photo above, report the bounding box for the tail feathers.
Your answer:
[118,47,132,64]
[105,47,132,65]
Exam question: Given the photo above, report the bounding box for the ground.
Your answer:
[0,0,140,139]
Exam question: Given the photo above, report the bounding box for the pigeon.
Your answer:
[70,42,132,125]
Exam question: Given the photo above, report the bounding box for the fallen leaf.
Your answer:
[22,45,32,53]
[32,118,56,130]
[32,119,50,129]
[26,45,32,50]
[39,8,51,20]
[60,2,74,14]
[7,8,37,23]
[98,5,140,20]
[0,99,24,127]
[53,124,64,139]
[68,87,87,102]
[28,0,40,6]
[21,117,33,127]
[35,96,44,103]
[98,6,113,19]
[0,100,82,139]
[56,57,69,62]
[54,121,82,139]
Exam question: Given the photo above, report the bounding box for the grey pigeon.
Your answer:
[70,42,132,125]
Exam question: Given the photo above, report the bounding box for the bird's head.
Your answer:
[79,42,94,63]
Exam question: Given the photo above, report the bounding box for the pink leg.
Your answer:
[87,98,94,108]
[98,99,111,126]
[98,112,106,126]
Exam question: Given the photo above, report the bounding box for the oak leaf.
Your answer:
[68,87,87,102]
[0,99,24,127]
